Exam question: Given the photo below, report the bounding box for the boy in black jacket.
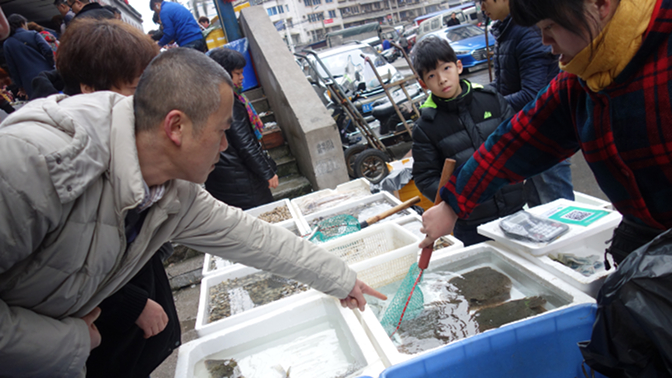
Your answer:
[411,36,525,245]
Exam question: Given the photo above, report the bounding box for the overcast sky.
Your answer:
[127,0,161,33]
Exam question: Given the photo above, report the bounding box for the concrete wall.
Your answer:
[239,6,350,190]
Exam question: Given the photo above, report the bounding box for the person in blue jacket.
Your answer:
[3,14,54,99]
[150,0,207,52]
[482,0,574,208]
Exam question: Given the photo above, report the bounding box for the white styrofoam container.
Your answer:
[573,191,613,210]
[201,218,309,278]
[477,198,621,257]
[291,179,372,217]
[352,242,595,366]
[393,213,464,251]
[477,198,622,297]
[195,265,317,337]
[319,222,419,265]
[300,191,417,234]
[178,293,386,378]
[244,198,300,226]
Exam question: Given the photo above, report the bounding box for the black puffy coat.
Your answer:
[412,80,525,226]
[205,96,276,210]
[490,16,559,112]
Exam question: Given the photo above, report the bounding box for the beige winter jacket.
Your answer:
[0,93,356,377]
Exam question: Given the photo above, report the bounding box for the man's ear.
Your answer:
[456,60,463,75]
[163,110,188,147]
[418,78,428,90]
[80,84,95,94]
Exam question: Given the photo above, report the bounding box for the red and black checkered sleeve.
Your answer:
[440,73,583,218]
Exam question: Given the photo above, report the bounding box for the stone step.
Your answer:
[274,155,299,178]
[271,174,313,201]
[243,87,265,101]
[251,97,270,113]
[268,143,290,160]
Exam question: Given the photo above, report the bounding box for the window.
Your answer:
[326,0,333,2]
[313,0,321,4]
[278,5,284,13]
[267,6,278,15]
[304,0,311,6]
[286,5,290,11]
[308,12,324,22]
[328,10,336,18]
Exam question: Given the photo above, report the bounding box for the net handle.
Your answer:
[361,196,421,228]
[419,159,456,270]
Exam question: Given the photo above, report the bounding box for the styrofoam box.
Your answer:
[353,242,595,366]
[244,198,300,224]
[178,293,386,378]
[195,264,318,337]
[291,178,372,217]
[477,198,622,297]
[201,218,309,278]
[393,214,464,252]
[573,190,613,210]
[319,222,419,265]
[300,191,417,234]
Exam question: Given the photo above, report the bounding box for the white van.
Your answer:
[416,4,479,41]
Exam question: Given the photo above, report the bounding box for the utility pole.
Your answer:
[214,0,242,42]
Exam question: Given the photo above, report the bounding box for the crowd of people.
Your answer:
[1,0,671,376]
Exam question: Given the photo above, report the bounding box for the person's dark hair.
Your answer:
[7,14,27,35]
[27,22,44,33]
[149,0,161,11]
[411,36,458,79]
[152,11,160,25]
[103,5,120,15]
[53,0,67,5]
[57,18,159,93]
[134,48,233,134]
[198,16,209,24]
[208,48,247,76]
[510,0,597,46]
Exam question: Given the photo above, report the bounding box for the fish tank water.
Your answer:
[179,296,377,378]
[364,246,573,355]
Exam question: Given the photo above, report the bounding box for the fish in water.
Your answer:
[475,296,547,332]
[204,359,244,378]
[448,267,512,309]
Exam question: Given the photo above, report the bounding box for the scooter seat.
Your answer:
[372,102,396,118]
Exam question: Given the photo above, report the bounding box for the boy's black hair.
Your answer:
[411,36,458,80]
[208,48,247,76]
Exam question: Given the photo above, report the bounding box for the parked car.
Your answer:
[418,24,495,72]
[402,25,419,50]
[299,42,404,120]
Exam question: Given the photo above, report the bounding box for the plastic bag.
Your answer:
[579,229,672,377]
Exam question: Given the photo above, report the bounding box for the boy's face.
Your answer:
[481,0,510,22]
[419,60,463,100]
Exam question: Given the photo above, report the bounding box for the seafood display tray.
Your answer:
[195,265,317,337]
[354,242,595,366]
[244,198,301,226]
[299,191,418,234]
[379,303,606,378]
[177,294,385,378]
[201,218,308,277]
[319,222,419,266]
[478,198,622,297]
[290,178,372,217]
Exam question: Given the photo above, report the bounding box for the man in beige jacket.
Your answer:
[0,48,384,377]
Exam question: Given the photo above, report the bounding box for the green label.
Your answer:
[547,206,609,226]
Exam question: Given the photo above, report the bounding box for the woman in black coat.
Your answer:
[205,48,278,210]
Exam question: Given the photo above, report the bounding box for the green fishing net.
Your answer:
[309,214,361,243]
[380,262,425,336]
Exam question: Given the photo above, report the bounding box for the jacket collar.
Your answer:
[421,79,473,113]
[490,15,513,40]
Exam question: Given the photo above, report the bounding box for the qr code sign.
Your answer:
[561,210,592,221]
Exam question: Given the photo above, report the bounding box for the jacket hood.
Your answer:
[0,92,127,203]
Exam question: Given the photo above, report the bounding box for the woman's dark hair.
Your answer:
[7,14,27,36]
[208,48,247,76]
[57,18,159,93]
[510,0,598,45]
[26,22,44,33]
[198,16,209,24]
[411,36,458,80]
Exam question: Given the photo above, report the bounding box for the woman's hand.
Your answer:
[268,174,279,189]
[135,299,168,339]
[419,201,458,249]
[340,279,387,311]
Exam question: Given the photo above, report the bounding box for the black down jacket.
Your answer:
[412,80,525,226]
[205,97,276,210]
[490,15,559,112]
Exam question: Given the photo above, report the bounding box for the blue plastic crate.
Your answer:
[380,304,605,378]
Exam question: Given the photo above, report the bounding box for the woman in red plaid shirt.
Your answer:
[420,0,672,264]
